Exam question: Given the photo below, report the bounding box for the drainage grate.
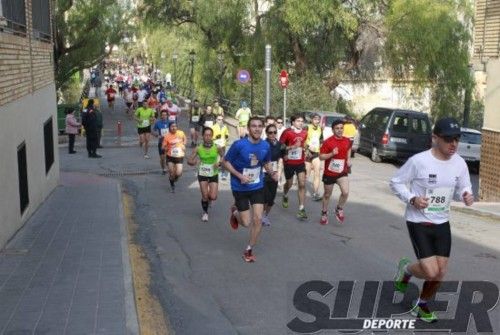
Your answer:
[0,249,29,256]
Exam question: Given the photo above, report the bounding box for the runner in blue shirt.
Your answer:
[153,110,171,174]
[223,116,277,263]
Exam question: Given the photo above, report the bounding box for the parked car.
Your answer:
[303,111,360,154]
[358,108,432,162]
[458,127,481,165]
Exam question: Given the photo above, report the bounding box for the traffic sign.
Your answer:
[279,70,289,89]
[237,69,251,84]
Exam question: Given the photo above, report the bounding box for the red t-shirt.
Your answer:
[320,136,351,176]
[105,88,117,101]
[279,128,308,165]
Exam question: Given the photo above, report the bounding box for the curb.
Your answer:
[117,183,140,334]
[451,205,500,221]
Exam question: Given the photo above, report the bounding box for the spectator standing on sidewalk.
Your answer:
[65,108,80,154]
[81,99,101,158]
[95,107,103,148]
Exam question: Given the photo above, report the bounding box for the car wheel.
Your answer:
[371,146,382,163]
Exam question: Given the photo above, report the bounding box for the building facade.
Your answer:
[473,0,500,201]
[0,0,59,247]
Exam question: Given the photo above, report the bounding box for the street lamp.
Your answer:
[217,49,225,99]
[189,50,196,102]
[172,51,178,86]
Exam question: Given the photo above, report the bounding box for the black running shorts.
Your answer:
[137,126,151,134]
[406,221,451,259]
[284,163,306,180]
[306,151,320,162]
[322,173,348,185]
[166,156,184,164]
[198,175,219,183]
[232,189,265,212]
[263,175,278,206]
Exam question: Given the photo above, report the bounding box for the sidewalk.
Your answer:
[0,172,138,334]
[452,201,500,220]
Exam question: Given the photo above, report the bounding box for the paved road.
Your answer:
[61,94,500,334]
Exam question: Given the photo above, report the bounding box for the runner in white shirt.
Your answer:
[390,117,474,323]
[137,87,148,104]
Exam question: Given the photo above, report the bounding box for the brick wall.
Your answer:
[479,129,500,201]
[0,0,54,107]
[474,0,500,59]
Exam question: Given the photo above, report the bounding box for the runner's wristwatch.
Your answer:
[409,197,416,206]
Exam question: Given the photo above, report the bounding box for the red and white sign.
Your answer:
[279,70,289,89]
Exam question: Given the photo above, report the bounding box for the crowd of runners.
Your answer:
[94,67,474,323]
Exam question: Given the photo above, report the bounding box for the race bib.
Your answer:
[168,115,176,121]
[141,119,150,127]
[328,159,345,173]
[214,139,225,147]
[160,128,168,136]
[191,115,200,123]
[288,147,302,160]
[199,163,215,177]
[171,147,184,158]
[204,121,214,127]
[243,167,261,184]
[424,187,453,213]
[309,137,320,151]
[109,93,115,99]
[270,161,278,172]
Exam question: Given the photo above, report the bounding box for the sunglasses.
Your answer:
[277,121,283,124]
[440,135,460,143]
[267,131,277,134]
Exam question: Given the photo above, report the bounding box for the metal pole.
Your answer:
[264,44,271,116]
[250,69,254,113]
[190,59,194,102]
[283,88,287,124]
[463,64,474,128]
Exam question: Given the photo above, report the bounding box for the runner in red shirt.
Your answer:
[279,114,309,220]
[105,85,117,109]
[319,119,352,225]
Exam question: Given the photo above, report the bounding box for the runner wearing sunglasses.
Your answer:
[390,117,474,323]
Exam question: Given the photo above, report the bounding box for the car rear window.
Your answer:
[461,132,481,144]
[392,116,409,132]
[410,118,430,134]
[325,116,343,126]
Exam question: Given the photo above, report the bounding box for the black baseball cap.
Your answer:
[433,117,461,136]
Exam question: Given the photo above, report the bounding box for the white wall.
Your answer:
[484,59,500,132]
[0,84,59,248]
[341,80,432,117]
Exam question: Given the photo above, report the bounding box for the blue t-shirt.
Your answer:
[153,119,170,141]
[224,138,271,192]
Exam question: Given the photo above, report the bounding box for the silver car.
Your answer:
[458,127,481,164]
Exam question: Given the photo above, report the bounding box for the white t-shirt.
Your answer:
[137,89,148,102]
[125,89,134,103]
[277,127,285,140]
[390,149,472,224]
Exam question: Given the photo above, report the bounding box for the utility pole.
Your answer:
[264,44,271,116]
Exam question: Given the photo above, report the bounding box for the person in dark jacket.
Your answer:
[95,108,103,148]
[81,99,101,158]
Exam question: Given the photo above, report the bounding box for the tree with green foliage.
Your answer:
[139,0,473,120]
[384,0,473,120]
[54,0,132,89]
